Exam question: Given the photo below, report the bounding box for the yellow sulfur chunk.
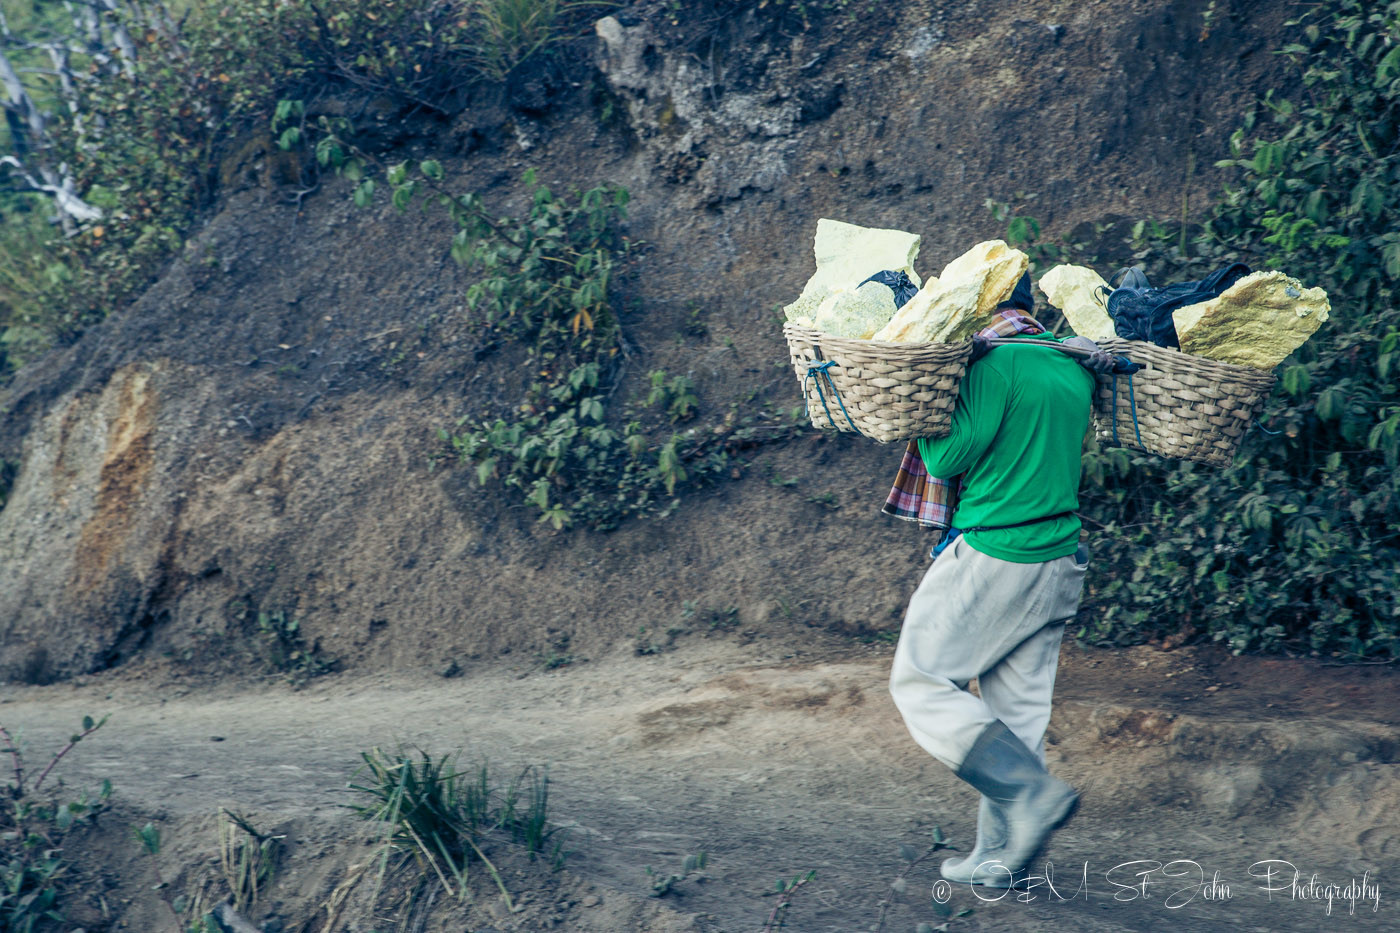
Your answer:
[811,282,899,338]
[1173,271,1330,370]
[784,218,921,326]
[1039,264,1116,341]
[872,240,1028,342]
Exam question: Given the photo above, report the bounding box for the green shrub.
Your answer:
[361,165,803,530]
[253,609,337,684]
[0,0,617,378]
[0,716,111,933]
[3,0,311,350]
[1077,0,1400,659]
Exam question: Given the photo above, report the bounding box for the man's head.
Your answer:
[997,272,1035,315]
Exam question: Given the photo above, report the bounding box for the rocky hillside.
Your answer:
[0,0,1295,683]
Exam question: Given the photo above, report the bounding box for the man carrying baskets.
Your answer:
[886,282,1112,889]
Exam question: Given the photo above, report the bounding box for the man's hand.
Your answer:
[969,335,993,363]
[1062,336,1115,373]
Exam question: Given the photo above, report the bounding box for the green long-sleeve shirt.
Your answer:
[917,336,1094,563]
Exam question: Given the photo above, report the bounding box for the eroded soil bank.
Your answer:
[0,0,1296,684]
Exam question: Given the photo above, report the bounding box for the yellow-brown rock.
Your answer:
[871,240,1027,342]
[1173,271,1330,370]
[810,281,899,338]
[1039,264,1116,341]
[784,219,921,326]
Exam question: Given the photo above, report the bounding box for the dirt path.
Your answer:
[4,639,1397,932]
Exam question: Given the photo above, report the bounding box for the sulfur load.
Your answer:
[1173,271,1330,370]
[811,281,899,339]
[1038,264,1116,341]
[783,217,1332,376]
[784,218,922,336]
[872,240,1028,343]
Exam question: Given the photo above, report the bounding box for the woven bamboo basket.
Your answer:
[1092,337,1277,468]
[783,322,972,443]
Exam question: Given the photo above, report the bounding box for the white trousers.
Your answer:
[888,535,1089,770]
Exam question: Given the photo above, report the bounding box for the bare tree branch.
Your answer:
[147,0,180,40]
[1,155,103,226]
[95,0,138,77]
[1,36,111,58]
[0,44,46,147]
[72,0,105,65]
[0,1,132,228]
[45,47,78,103]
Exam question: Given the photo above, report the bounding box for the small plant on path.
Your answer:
[760,869,816,931]
[347,747,561,916]
[135,822,191,932]
[645,850,707,897]
[1,714,110,933]
[874,826,972,933]
[218,808,283,913]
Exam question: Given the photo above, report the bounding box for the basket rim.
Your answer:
[782,321,973,355]
[1096,336,1278,389]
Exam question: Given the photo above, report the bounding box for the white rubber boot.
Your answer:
[952,720,1078,884]
[939,795,1010,886]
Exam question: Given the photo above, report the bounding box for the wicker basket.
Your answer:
[1092,337,1277,468]
[783,322,972,443]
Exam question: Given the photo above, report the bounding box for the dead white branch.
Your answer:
[0,155,103,224]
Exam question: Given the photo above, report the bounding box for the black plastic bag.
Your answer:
[857,270,919,310]
[1104,262,1250,348]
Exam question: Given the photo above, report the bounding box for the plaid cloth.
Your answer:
[880,309,1047,529]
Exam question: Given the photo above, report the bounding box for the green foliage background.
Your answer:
[1075,0,1400,660]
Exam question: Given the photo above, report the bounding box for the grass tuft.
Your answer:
[347,748,562,905]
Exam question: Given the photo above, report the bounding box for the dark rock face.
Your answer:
[0,0,1293,682]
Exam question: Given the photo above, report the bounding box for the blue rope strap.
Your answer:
[1109,360,1144,450]
[803,359,857,432]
